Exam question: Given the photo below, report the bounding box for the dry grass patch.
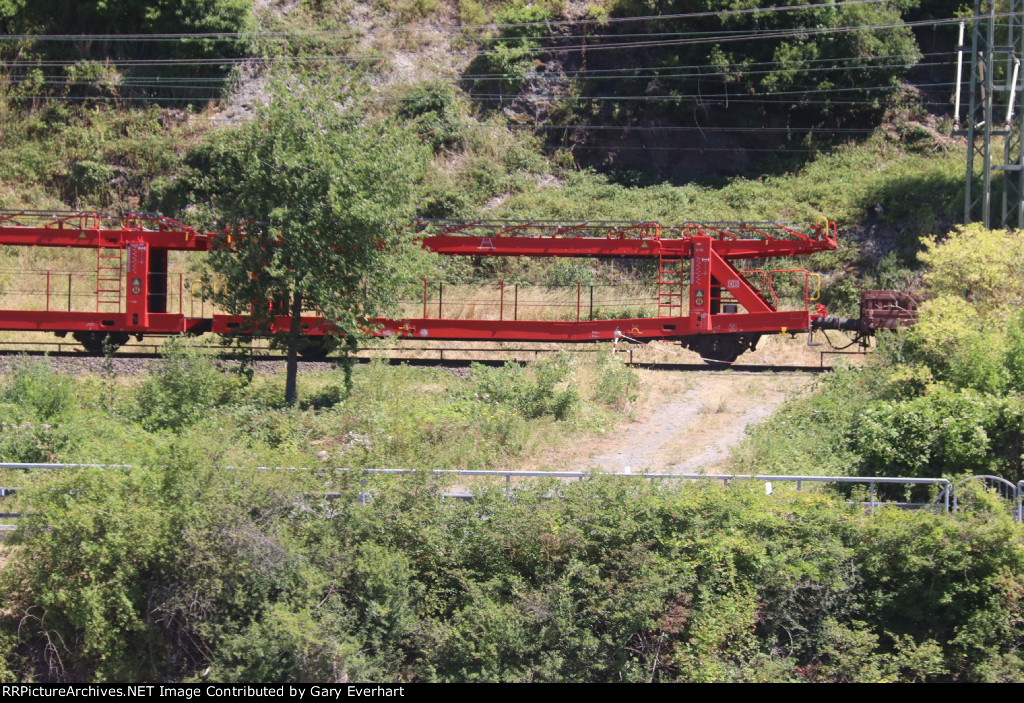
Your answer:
[540,370,817,474]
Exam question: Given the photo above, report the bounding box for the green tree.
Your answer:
[918,224,1024,319]
[901,225,1024,391]
[205,79,429,404]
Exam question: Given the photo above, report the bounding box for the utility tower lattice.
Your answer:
[956,0,1024,228]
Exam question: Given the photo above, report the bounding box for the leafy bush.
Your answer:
[129,337,239,432]
[0,357,75,422]
[855,386,1013,479]
[1006,311,1024,393]
[0,410,74,463]
[473,356,579,420]
[591,0,921,132]
[0,359,79,462]
[548,259,595,287]
[3,466,1024,682]
[395,81,465,151]
[896,226,1024,394]
[3,0,255,104]
[467,2,552,97]
[590,351,637,410]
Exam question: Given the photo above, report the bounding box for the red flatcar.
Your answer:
[0,211,887,363]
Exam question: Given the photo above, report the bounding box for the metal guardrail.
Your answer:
[4,466,1022,525]
[316,470,953,512]
[1,465,999,530]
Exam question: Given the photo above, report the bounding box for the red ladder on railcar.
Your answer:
[96,232,123,312]
[657,253,686,317]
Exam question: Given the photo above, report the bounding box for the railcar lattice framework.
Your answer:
[0,211,904,362]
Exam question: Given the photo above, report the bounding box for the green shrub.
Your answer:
[66,159,116,206]
[3,467,1024,682]
[1005,310,1024,393]
[0,407,74,463]
[130,337,239,432]
[467,2,552,97]
[395,82,465,151]
[590,351,637,410]
[0,358,74,421]
[548,259,595,287]
[855,386,1020,480]
[473,356,579,420]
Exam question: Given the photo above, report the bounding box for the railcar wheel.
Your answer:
[72,331,130,356]
[686,333,761,366]
[297,336,338,360]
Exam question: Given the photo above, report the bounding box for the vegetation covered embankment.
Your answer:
[733,224,1024,486]
[0,342,637,469]
[2,462,1023,682]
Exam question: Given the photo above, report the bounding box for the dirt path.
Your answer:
[561,370,816,474]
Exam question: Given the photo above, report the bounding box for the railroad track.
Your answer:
[0,344,833,373]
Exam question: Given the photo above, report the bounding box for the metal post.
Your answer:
[589,285,594,320]
[499,279,504,321]
[45,271,50,311]
[1005,3,1024,228]
[67,273,72,311]
[576,281,581,323]
[955,21,966,128]
[438,282,443,318]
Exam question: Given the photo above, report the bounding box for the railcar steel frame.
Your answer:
[0,211,839,360]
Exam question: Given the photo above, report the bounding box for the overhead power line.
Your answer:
[463,60,942,81]
[0,1,919,41]
[0,59,947,90]
[0,12,981,65]
[0,50,942,75]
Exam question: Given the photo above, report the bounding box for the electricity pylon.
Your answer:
[955,0,1024,228]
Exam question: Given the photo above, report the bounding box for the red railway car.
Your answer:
[0,211,857,363]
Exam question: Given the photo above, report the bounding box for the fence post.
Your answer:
[576,281,581,323]
[67,273,72,311]
[438,282,443,318]
[499,279,504,321]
